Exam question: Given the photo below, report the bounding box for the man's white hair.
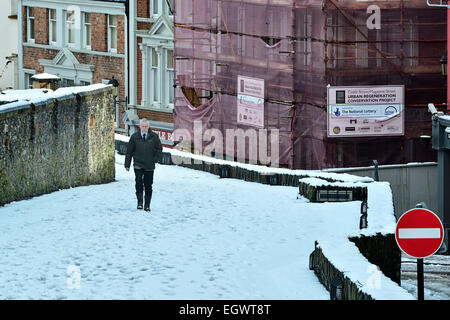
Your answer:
[140,118,149,125]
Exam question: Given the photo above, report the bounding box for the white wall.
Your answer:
[0,0,18,90]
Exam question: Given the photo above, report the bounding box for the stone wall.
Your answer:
[0,86,115,206]
[349,233,402,285]
[310,245,374,300]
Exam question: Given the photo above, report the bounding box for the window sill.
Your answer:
[133,104,174,114]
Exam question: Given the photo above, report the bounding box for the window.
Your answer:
[166,49,174,104]
[83,12,91,49]
[27,7,35,43]
[60,78,75,87]
[24,73,34,89]
[143,46,174,108]
[49,9,57,45]
[66,10,76,46]
[151,48,159,103]
[108,15,117,53]
[151,0,159,15]
[151,0,173,17]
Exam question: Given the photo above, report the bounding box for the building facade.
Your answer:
[17,0,127,130]
[0,0,19,90]
[127,0,174,146]
[173,0,446,169]
[17,0,175,142]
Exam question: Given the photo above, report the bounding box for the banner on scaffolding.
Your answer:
[327,85,405,137]
[237,75,265,128]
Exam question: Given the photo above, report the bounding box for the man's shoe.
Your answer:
[144,194,151,212]
[136,192,143,210]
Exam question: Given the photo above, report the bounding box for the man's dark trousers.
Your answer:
[135,169,154,209]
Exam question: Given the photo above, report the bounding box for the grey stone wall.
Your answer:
[0,86,115,206]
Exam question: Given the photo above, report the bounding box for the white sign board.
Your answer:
[237,76,265,128]
[327,85,405,137]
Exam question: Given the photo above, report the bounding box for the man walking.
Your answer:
[125,118,163,212]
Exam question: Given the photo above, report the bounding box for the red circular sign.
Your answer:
[395,208,444,258]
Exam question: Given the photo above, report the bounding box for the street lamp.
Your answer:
[108,76,128,131]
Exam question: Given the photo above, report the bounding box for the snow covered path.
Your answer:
[0,153,362,299]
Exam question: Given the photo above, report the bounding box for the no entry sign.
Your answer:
[395,208,444,259]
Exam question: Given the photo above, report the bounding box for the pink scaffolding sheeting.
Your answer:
[173,0,446,169]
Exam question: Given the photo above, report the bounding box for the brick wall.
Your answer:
[34,7,49,45]
[91,13,108,52]
[117,15,125,54]
[138,109,174,124]
[21,5,127,129]
[23,47,57,72]
[137,37,143,104]
[137,0,150,18]
[23,6,27,42]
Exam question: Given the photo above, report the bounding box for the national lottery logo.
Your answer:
[384,106,398,116]
[333,108,341,117]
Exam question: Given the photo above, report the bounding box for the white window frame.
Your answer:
[151,0,173,18]
[61,78,75,87]
[24,71,35,89]
[49,9,57,45]
[165,49,174,107]
[108,15,118,53]
[150,47,160,105]
[65,10,76,47]
[143,45,174,109]
[83,12,91,50]
[27,7,35,43]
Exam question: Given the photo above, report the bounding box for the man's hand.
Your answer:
[125,167,130,172]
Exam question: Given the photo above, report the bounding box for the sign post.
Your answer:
[327,85,405,138]
[395,206,444,300]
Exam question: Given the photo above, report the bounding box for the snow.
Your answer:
[0,84,111,112]
[0,89,53,104]
[0,151,416,299]
[115,133,374,184]
[31,73,61,80]
[316,239,414,300]
[298,177,369,189]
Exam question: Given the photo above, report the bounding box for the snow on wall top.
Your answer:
[316,238,414,300]
[31,73,61,80]
[0,84,111,113]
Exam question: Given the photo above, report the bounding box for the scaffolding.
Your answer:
[173,0,447,169]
